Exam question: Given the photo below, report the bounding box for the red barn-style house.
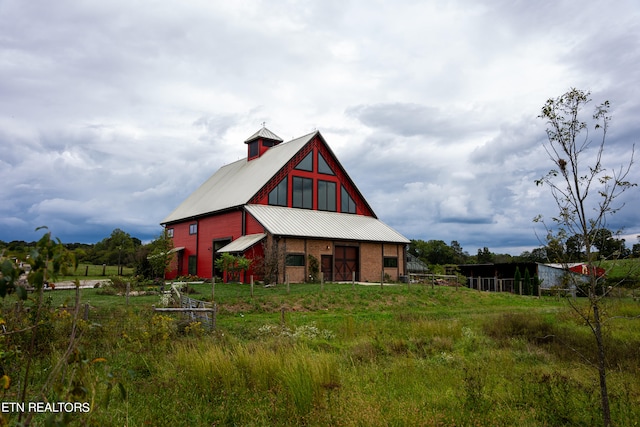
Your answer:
[160,128,409,283]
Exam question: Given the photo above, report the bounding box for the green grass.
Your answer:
[3,282,639,426]
[56,262,135,280]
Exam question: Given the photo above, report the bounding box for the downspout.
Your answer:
[403,244,407,280]
[282,237,287,284]
[195,219,199,277]
[241,208,246,236]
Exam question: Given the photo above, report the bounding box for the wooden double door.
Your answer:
[333,245,359,281]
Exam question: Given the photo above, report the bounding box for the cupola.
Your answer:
[244,127,283,160]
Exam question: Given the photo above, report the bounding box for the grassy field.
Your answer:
[2,281,640,426]
[55,263,135,280]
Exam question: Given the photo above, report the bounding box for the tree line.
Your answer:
[3,227,638,275]
[1,228,143,267]
[409,229,639,268]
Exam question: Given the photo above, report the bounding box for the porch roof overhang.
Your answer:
[216,233,266,253]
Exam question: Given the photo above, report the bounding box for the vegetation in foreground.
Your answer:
[1,279,639,426]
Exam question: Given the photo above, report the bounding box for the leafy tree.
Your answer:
[518,247,548,263]
[476,247,494,264]
[523,268,532,296]
[409,239,456,265]
[513,266,522,294]
[91,228,139,271]
[543,233,566,262]
[215,253,251,283]
[536,88,636,426]
[137,229,175,280]
[592,228,628,259]
[566,234,584,261]
[493,253,514,264]
[532,275,540,296]
[450,240,469,264]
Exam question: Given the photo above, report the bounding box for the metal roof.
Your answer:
[216,233,266,253]
[245,204,410,243]
[244,127,283,143]
[161,131,317,224]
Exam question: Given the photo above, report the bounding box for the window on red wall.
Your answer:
[189,223,197,234]
[318,180,336,211]
[295,151,313,171]
[318,152,335,175]
[249,141,259,158]
[268,177,288,206]
[293,176,312,209]
[341,185,356,213]
[188,255,197,275]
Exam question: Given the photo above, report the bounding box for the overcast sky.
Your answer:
[1,0,639,255]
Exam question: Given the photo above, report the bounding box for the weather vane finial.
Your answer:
[261,121,266,128]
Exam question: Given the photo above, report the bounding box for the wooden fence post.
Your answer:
[352,271,355,291]
[211,276,215,303]
[250,275,254,298]
[212,304,217,331]
[320,272,324,292]
[286,274,290,294]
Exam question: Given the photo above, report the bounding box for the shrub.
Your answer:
[482,312,555,343]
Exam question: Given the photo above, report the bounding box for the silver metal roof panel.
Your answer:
[161,132,317,224]
[245,204,409,243]
[216,233,266,253]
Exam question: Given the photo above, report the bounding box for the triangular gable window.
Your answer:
[318,152,334,175]
[341,185,356,213]
[268,177,288,206]
[294,151,313,171]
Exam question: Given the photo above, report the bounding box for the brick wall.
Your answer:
[278,237,406,283]
[359,242,382,282]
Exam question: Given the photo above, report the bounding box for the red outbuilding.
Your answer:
[160,128,409,283]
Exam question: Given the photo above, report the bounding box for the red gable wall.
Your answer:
[248,134,374,216]
[569,264,606,277]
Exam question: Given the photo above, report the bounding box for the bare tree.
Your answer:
[536,88,636,427]
[253,235,285,286]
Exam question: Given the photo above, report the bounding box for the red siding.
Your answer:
[196,211,243,278]
[245,212,266,235]
[165,210,243,279]
[165,222,197,279]
[242,242,264,282]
